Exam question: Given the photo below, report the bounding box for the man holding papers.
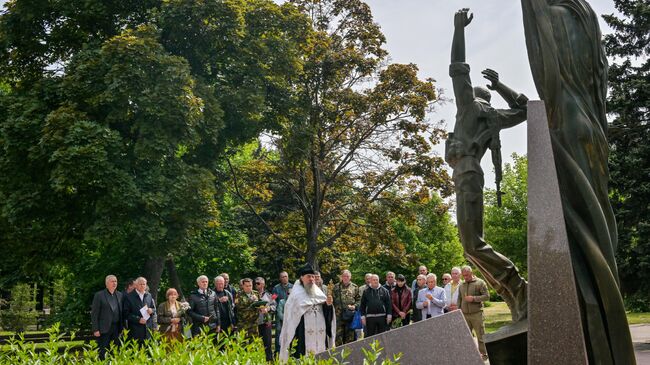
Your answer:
[123,276,157,344]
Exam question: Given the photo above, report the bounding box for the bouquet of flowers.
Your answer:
[178,301,190,327]
[263,294,278,325]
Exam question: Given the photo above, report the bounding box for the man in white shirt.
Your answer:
[444,267,462,312]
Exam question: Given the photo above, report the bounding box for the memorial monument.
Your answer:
[444,1,637,364]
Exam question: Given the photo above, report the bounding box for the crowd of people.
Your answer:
[90,264,490,361]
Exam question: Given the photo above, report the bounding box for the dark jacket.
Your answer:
[360,286,392,317]
[382,282,396,292]
[123,290,157,341]
[391,285,412,315]
[188,288,220,334]
[412,286,425,322]
[91,289,123,334]
[214,289,235,329]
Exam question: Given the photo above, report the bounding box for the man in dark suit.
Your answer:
[122,277,157,345]
[91,275,123,359]
[188,275,220,337]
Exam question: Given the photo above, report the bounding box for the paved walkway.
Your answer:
[481,324,650,364]
[632,324,650,364]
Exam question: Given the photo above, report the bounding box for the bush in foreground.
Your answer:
[0,325,401,364]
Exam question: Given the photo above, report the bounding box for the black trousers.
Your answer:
[96,322,120,359]
[365,316,388,337]
[258,323,273,361]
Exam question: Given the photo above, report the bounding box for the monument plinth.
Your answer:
[527,100,588,364]
[317,310,483,365]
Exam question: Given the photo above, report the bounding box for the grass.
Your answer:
[626,312,650,325]
[484,302,513,333]
[483,302,650,333]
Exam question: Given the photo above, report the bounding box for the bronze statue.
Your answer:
[521,0,636,363]
[445,8,528,323]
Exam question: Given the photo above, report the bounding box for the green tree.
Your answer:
[484,153,528,277]
[0,0,311,313]
[349,193,464,280]
[603,0,650,309]
[229,0,452,270]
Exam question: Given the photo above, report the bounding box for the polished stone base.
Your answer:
[527,100,588,364]
[485,319,527,365]
[317,310,483,365]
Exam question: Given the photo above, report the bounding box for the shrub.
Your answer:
[0,325,401,364]
[624,292,650,313]
[0,283,39,332]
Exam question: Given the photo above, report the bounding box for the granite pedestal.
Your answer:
[317,310,483,365]
[527,100,588,364]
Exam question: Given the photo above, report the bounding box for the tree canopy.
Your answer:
[603,0,650,310]
[228,0,452,270]
[484,153,528,278]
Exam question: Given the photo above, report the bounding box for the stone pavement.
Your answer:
[631,324,650,364]
[479,324,649,364]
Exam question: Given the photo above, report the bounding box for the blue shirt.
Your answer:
[272,283,294,302]
[416,286,446,318]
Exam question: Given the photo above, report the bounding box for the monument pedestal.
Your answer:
[526,100,588,364]
[318,310,483,365]
[485,319,527,365]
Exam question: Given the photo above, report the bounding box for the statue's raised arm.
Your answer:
[451,8,473,64]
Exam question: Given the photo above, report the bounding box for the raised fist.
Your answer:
[454,8,473,28]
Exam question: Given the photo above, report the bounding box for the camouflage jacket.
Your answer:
[236,290,260,334]
[333,282,360,314]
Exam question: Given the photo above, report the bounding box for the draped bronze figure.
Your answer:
[521,0,635,363]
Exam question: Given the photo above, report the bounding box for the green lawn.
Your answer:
[483,302,650,333]
[484,302,513,333]
[627,312,650,325]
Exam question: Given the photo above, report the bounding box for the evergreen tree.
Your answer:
[603,0,650,310]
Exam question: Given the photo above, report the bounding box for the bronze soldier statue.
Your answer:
[445,8,528,322]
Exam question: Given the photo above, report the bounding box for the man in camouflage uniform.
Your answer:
[235,278,260,339]
[332,269,360,345]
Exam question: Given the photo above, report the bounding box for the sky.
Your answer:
[364,0,618,190]
[0,0,619,190]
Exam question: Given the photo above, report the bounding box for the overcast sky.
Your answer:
[0,0,619,190]
[364,0,618,190]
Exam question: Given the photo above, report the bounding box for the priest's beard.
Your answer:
[304,282,318,298]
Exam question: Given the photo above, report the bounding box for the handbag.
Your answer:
[342,309,356,322]
[349,310,363,330]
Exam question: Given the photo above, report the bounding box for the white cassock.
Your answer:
[279,280,336,362]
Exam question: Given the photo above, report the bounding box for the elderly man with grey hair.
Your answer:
[213,275,235,333]
[123,277,157,345]
[188,275,220,337]
[333,269,360,345]
[411,265,429,290]
[416,273,446,319]
[458,265,489,359]
[444,267,463,312]
[91,275,123,359]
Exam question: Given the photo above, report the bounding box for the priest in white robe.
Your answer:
[279,264,336,362]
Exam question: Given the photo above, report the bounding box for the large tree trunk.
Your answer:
[143,256,166,304]
[49,282,55,312]
[165,256,184,300]
[35,283,44,311]
[306,234,320,271]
